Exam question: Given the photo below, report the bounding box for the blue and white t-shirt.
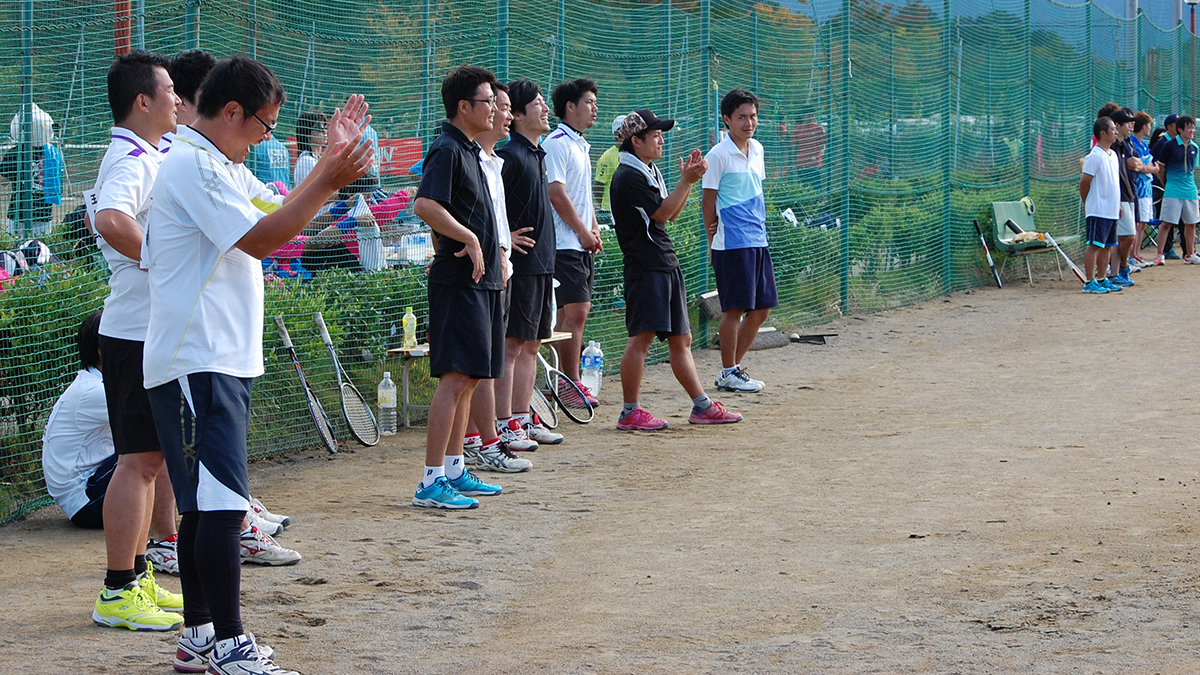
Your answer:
[247,136,292,188]
[702,135,767,251]
[1129,134,1153,200]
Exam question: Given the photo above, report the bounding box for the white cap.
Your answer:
[383,371,391,378]
[611,115,628,135]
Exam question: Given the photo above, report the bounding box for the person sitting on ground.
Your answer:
[608,109,742,430]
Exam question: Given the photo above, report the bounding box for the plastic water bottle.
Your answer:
[402,307,417,349]
[580,341,603,396]
[378,372,397,435]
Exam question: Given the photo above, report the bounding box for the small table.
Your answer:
[385,343,429,428]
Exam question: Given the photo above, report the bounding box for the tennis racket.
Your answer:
[973,220,1002,288]
[314,312,380,446]
[529,388,558,430]
[536,349,594,424]
[274,315,338,454]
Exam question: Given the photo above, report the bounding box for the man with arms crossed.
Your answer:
[89,50,184,632]
[544,78,601,406]
[411,65,507,509]
[702,88,777,393]
[496,78,564,448]
[143,56,373,674]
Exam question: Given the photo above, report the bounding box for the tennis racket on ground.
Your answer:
[529,388,558,430]
[973,220,1002,288]
[536,349,594,424]
[1004,219,1086,284]
[314,312,380,447]
[274,315,338,454]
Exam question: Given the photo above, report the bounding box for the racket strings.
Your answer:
[341,384,379,443]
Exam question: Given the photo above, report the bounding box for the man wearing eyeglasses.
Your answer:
[410,65,508,510]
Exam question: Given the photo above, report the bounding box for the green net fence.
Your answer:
[1,0,1196,524]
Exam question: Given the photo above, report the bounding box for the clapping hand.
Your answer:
[327,94,371,149]
[680,148,708,184]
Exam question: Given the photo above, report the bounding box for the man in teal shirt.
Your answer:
[1152,115,1199,265]
[246,134,292,190]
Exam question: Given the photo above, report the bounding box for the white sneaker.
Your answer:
[476,444,533,473]
[241,527,302,566]
[249,496,290,528]
[175,625,275,674]
[247,510,283,537]
[1186,253,1200,265]
[524,420,563,445]
[497,419,538,451]
[715,366,764,393]
[145,535,180,576]
[207,634,296,675]
[463,435,482,466]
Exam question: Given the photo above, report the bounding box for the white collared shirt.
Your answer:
[142,125,285,387]
[90,127,164,341]
[479,147,513,280]
[41,367,112,518]
[542,123,594,251]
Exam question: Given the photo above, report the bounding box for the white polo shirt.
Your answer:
[542,123,594,251]
[479,148,513,279]
[1082,144,1121,220]
[41,367,113,518]
[142,125,284,388]
[90,128,164,341]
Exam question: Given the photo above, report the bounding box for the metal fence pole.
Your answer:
[421,0,432,147]
[496,0,508,82]
[557,0,566,82]
[1023,0,1031,200]
[248,0,257,59]
[752,8,759,94]
[136,0,145,50]
[697,0,712,345]
[839,0,851,310]
[943,0,953,292]
[1086,2,1093,113]
[18,0,34,237]
[185,0,199,49]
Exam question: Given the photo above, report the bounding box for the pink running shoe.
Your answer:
[574,381,600,406]
[688,400,743,425]
[617,407,669,431]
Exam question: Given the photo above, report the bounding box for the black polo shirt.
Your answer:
[416,121,502,290]
[497,132,556,275]
[610,161,679,279]
[1113,137,1136,204]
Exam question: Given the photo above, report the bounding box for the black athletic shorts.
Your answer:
[712,247,779,312]
[553,249,594,306]
[69,453,118,529]
[427,282,505,379]
[624,267,691,340]
[147,372,253,514]
[506,273,554,342]
[99,335,161,455]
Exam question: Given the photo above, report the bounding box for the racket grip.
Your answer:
[274,315,293,348]
[314,312,332,345]
[1005,219,1024,234]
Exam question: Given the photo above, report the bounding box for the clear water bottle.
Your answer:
[378,371,397,435]
[402,306,418,349]
[580,341,603,397]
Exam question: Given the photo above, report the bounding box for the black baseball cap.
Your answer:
[616,109,676,141]
[1109,109,1135,124]
[1165,113,1179,127]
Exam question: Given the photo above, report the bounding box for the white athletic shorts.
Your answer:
[1118,202,1136,236]
[1160,197,1199,225]
[1138,196,1153,224]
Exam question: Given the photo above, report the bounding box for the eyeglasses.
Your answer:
[249,110,276,135]
[467,95,498,106]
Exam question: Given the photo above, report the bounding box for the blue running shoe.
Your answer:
[1082,280,1108,294]
[1111,272,1134,286]
[1166,248,1181,259]
[412,477,479,509]
[1099,278,1123,292]
[448,469,503,497]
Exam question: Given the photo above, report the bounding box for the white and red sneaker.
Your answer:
[146,534,180,576]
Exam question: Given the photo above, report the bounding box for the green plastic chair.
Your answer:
[991,200,1078,286]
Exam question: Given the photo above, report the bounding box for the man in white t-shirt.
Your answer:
[1080,116,1122,295]
[88,50,185,633]
[543,78,601,405]
[42,311,177,543]
[143,55,372,675]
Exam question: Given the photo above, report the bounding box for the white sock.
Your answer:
[480,438,501,455]
[421,465,445,488]
[722,365,738,376]
[214,635,247,659]
[496,416,513,432]
[444,455,465,480]
[513,411,531,426]
[182,623,215,648]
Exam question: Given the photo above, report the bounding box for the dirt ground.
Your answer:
[6,264,1200,674]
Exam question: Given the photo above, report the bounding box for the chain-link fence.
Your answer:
[1,0,1194,523]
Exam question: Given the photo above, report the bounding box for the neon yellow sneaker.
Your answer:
[92,581,183,631]
[139,561,184,612]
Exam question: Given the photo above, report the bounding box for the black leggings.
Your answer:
[179,510,244,640]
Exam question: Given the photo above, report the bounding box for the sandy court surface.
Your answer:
[5,265,1200,674]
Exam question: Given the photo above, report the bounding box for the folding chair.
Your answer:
[991,200,1078,286]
